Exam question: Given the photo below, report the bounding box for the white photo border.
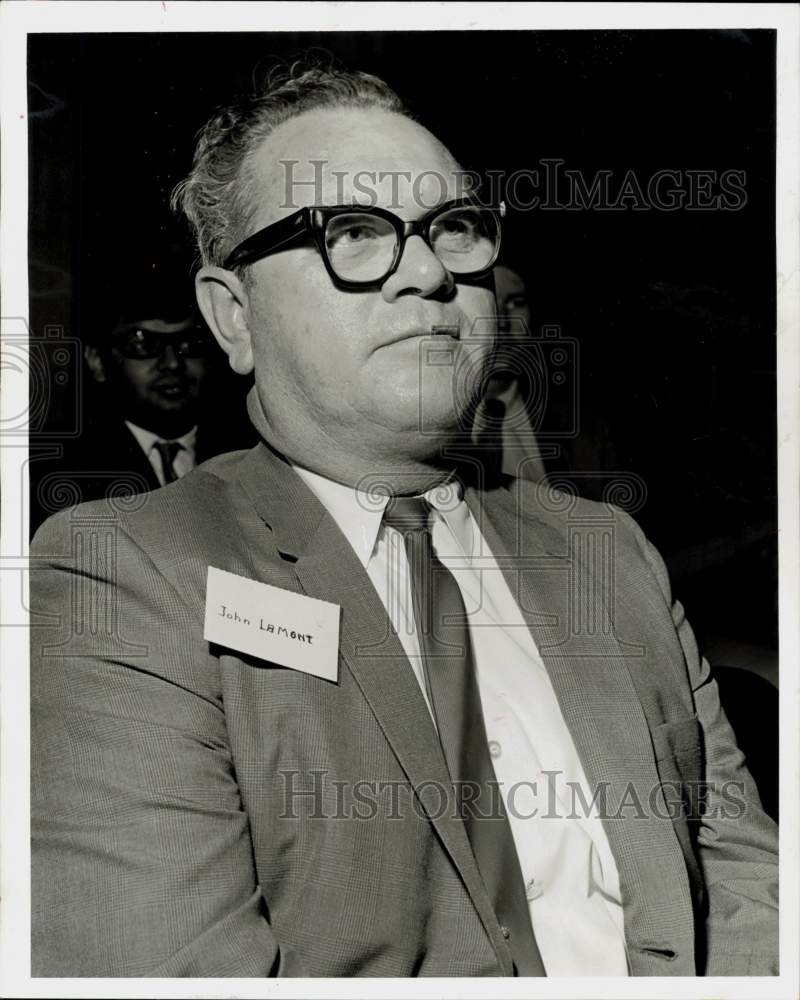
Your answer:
[2,3,797,998]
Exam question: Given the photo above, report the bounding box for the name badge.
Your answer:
[204,566,340,682]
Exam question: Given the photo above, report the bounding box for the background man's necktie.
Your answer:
[153,439,183,485]
[383,495,545,976]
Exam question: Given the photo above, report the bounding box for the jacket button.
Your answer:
[500,925,511,939]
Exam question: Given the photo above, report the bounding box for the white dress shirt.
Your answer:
[295,465,630,977]
[125,421,197,486]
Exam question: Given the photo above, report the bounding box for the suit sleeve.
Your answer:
[626,514,779,976]
[30,508,304,977]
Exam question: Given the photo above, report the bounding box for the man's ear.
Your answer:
[195,266,255,376]
[84,343,107,384]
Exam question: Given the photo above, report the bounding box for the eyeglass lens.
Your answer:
[323,206,499,283]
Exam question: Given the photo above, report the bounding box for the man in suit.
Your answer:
[29,249,254,535]
[472,264,548,482]
[30,65,778,978]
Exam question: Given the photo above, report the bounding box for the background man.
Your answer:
[30,65,778,978]
[30,247,255,534]
[472,263,548,482]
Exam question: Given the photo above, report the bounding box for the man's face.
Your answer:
[96,317,209,435]
[494,266,531,337]
[239,108,497,466]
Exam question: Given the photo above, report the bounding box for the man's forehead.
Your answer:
[112,316,197,336]
[247,107,465,225]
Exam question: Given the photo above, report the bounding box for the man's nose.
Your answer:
[158,343,184,369]
[380,235,454,303]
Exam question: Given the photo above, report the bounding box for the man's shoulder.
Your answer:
[31,446,257,559]
[475,474,677,625]
[481,473,645,544]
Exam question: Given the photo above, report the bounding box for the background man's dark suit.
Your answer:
[29,408,254,534]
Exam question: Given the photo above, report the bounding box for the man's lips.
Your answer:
[153,380,191,396]
[381,325,461,348]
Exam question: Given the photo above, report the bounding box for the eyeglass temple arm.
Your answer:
[223,209,309,270]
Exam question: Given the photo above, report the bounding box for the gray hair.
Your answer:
[171,62,409,270]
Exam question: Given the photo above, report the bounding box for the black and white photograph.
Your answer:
[1,3,798,996]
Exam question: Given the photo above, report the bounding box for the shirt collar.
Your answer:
[423,479,473,557]
[125,420,197,456]
[294,465,387,569]
[294,465,472,568]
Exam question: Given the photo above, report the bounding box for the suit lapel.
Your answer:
[238,444,514,973]
[467,481,694,956]
[116,422,163,490]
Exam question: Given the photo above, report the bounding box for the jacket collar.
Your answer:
[236,439,516,974]
[235,439,694,969]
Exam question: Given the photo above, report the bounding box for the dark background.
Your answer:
[27,30,778,681]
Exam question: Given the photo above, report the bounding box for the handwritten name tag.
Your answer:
[204,566,340,682]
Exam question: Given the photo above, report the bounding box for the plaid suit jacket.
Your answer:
[30,442,778,977]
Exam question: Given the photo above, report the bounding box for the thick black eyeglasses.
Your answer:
[223,198,505,289]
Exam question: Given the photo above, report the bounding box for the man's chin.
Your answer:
[412,388,477,440]
[127,397,199,435]
[367,396,471,448]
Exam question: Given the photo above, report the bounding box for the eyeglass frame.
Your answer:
[222,197,506,289]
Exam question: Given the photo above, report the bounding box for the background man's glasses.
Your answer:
[111,328,213,360]
[223,198,505,289]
